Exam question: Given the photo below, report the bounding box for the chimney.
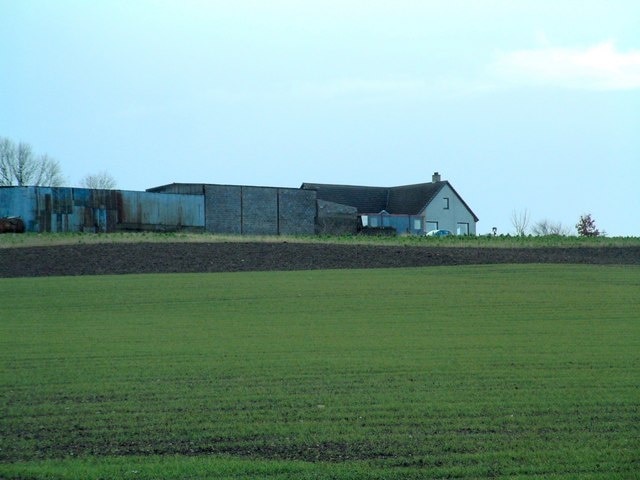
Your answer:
[432,172,441,183]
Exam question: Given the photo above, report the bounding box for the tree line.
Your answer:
[0,136,116,189]
[511,209,602,237]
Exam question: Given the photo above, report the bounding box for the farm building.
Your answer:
[147,183,317,236]
[0,186,204,233]
[302,172,479,235]
[0,173,478,235]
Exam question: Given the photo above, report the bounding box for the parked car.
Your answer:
[425,229,452,237]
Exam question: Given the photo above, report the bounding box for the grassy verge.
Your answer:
[6,454,633,480]
[1,230,639,249]
[1,265,639,478]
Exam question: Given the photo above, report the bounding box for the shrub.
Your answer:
[576,214,600,237]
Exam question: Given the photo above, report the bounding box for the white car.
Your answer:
[425,229,452,237]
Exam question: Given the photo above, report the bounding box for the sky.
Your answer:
[1,0,639,236]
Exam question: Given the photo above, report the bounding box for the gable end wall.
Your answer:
[424,184,476,234]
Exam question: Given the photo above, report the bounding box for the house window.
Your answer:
[370,216,379,227]
[426,221,438,232]
[443,197,449,209]
[457,223,469,235]
[361,215,368,227]
[413,218,422,231]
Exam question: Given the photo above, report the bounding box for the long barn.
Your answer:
[1,173,477,235]
[0,186,205,233]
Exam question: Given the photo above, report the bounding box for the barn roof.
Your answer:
[301,180,479,221]
[300,183,389,213]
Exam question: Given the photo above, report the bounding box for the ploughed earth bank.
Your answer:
[1,242,639,278]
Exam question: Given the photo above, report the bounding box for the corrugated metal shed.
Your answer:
[0,187,34,230]
[119,190,204,231]
[0,186,204,233]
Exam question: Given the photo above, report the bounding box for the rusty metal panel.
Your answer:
[117,190,205,231]
[72,188,119,232]
[2,186,203,233]
[35,187,88,233]
[51,188,73,214]
[35,187,53,232]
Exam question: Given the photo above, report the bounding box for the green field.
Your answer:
[1,265,639,479]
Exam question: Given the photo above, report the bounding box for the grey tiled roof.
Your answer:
[300,183,389,214]
[301,181,479,221]
[387,183,443,215]
[301,181,444,215]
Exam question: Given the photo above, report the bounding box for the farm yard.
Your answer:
[1,236,639,479]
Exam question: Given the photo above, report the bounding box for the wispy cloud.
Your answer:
[489,41,640,90]
[291,77,427,100]
[284,41,640,103]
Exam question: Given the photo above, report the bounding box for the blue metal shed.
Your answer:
[0,186,205,233]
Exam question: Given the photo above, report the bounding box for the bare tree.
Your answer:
[0,137,13,185]
[81,171,117,189]
[532,219,570,236]
[510,209,530,236]
[0,137,64,186]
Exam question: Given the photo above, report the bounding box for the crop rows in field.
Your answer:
[1,265,639,479]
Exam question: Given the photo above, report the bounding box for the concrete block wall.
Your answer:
[242,187,278,235]
[205,185,316,235]
[278,189,316,235]
[205,185,242,234]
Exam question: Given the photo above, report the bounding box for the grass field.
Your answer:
[1,265,639,479]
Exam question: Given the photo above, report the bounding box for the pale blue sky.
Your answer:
[1,1,639,235]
